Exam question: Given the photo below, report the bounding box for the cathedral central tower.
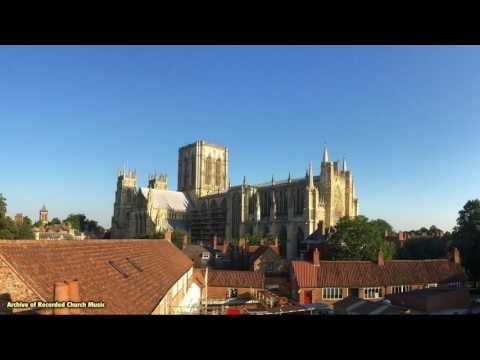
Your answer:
[178,140,228,199]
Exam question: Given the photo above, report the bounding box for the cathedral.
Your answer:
[111,140,358,260]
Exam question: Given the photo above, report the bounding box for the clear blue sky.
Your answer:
[1,46,479,231]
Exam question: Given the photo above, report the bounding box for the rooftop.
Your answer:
[0,239,193,314]
[291,258,465,288]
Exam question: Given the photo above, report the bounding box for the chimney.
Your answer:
[213,235,218,250]
[182,234,189,250]
[164,230,172,243]
[377,249,385,266]
[67,280,81,315]
[260,239,266,246]
[239,238,246,251]
[451,247,461,265]
[53,281,70,315]
[223,240,229,255]
[313,248,320,266]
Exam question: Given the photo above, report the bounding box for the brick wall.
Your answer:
[0,257,39,314]
[206,286,256,300]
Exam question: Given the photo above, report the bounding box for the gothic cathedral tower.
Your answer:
[111,168,137,238]
[177,140,228,200]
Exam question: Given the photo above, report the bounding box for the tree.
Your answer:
[0,193,6,218]
[397,236,448,260]
[370,218,395,237]
[326,216,396,261]
[48,217,62,225]
[452,199,480,288]
[171,229,187,250]
[64,214,87,232]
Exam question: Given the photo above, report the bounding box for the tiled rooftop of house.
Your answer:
[291,258,465,288]
[203,269,265,289]
[0,239,192,314]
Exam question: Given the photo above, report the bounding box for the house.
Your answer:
[290,247,465,307]
[386,287,473,314]
[333,297,423,315]
[32,223,86,240]
[248,240,287,274]
[0,238,198,315]
[199,268,265,310]
[183,235,232,269]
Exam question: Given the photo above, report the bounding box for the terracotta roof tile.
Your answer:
[0,239,193,314]
[291,259,465,288]
[205,269,264,289]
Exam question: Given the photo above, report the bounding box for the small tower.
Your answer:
[40,205,48,225]
[148,172,168,190]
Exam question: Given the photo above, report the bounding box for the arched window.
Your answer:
[232,192,241,239]
[215,158,222,186]
[206,156,213,185]
[190,158,195,186]
[210,200,218,209]
[220,198,227,210]
[183,157,189,188]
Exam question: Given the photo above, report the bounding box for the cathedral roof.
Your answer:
[139,188,193,212]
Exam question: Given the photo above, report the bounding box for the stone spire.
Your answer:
[288,172,291,183]
[322,143,329,163]
[343,157,348,172]
[271,175,275,185]
[308,161,314,188]
[242,176,247,186]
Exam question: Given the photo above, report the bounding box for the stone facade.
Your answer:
[111,140,359,260]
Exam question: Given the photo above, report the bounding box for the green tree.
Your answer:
[370,218,395,237]
[0,193,6,218]
[452,199,480,288]
[64,214,87,232]
[48,217,62,225]
[171,228,187,249]
[327,216,396,261]
[397,236,448,260]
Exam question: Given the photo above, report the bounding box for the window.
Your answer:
[426,283,438,288]
[364,287,383,299]
[391,285,412,294]
[448,281,462,288]
[228,288,238,298]
[264,261,274,273]
[322,288,343,300]
[202,252,210,260]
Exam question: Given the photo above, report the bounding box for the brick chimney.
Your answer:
[239,238,246,251]
[313,248,320,267]
[182,234,189,250]
[223,239,229,255]
[164,230,172,243]
[53,281,70,315]
[67,280,81,315]
[377,249,385,266]
[451,247,461,265]
[213,235,218,250]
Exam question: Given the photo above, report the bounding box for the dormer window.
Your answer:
[202,252,210,260]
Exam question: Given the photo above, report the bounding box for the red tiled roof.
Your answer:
[0,239,193,314]
[205,269,264,289]
[291,259,465,288]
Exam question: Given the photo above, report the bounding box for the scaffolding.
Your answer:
[189,207,226,243]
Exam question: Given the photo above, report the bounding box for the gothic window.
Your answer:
[294,188,304,216]
[260,191,271,219]
[248,194,255,215]
[215,158,222,186]
[206,156,213,185]
[210,200,218,209]
[220,198,227,210]
[232,192,241,239]
[183,157,189,188]
[190,158,195,186]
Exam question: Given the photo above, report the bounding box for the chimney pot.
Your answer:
[53,281,70,315]
[451,247,461,265]
[313,248,321,266]
[67,280,81,315]
[377,249,385,266]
